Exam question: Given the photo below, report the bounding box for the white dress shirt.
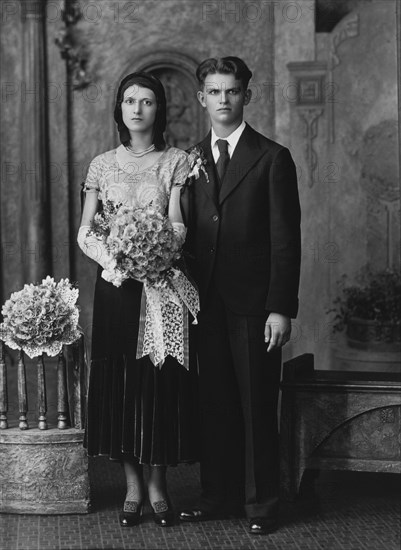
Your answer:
[211,121,246,163]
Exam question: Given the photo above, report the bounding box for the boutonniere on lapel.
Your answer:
[187,146,209,184]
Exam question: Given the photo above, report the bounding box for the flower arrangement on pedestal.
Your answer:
[0,276,81,358]
[328,267,401,350]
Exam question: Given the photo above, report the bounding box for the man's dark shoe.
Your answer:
[179,508,219,522]
[248,518,278,535]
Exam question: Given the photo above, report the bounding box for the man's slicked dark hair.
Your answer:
[196,57,253,89]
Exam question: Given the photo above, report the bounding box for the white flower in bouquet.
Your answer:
[0,276,81,358]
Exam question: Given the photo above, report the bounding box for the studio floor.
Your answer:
[0,457,400,550]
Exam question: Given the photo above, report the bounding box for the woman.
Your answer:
[77,72,199,527]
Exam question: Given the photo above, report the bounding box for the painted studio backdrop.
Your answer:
[0,0,399,376]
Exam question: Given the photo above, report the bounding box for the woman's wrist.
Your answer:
[77,225,110,268]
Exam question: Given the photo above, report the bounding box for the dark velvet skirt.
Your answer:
[84,268,200,465]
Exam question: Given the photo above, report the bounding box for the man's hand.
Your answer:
[265,313,291,352]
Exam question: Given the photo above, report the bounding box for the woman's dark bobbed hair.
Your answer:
[113,72,167,150]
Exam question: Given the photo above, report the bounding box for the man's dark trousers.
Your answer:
[197,282,281,519]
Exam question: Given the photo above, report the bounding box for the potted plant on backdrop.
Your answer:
[329,267,401,352]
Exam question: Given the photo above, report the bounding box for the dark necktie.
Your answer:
[216,139,230,184]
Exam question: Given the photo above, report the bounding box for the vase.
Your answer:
[346,317,401,352]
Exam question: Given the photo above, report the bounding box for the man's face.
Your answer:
[197,72,251,129]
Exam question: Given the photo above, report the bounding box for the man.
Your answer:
[180,57,301,535]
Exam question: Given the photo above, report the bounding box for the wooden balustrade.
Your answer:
[0,343,7,429]
[71,334,86,430]
[0,336,86,430]
[57,351,68,430]
[37,354,47,430]
[18,350,28,430]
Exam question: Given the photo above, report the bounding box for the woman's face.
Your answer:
[121,85,158,137]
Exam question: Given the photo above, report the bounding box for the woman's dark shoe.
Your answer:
[119,500,144,527]
[151,499,175,527]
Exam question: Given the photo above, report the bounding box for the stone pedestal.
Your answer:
[280,354,401,501]
[0,428,89,514]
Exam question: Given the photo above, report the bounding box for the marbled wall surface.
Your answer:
[274,0,315,145]
[0,4,24,298]
[287,0,400,369]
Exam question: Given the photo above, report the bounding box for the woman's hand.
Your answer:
[264,313,291,352]
[77,191,112,267]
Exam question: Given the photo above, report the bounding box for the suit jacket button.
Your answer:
[212,215,219,222]
[210,247,215,254]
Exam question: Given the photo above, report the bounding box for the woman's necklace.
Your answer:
[125,143,156,157]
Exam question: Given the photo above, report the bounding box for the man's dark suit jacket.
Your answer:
[181,123,301,318]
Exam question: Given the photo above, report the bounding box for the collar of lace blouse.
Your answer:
[115,144,170,174]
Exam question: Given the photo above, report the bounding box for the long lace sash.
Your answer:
[136,268,199,369]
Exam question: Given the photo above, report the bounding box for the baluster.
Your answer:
[72,334,86,429]
[37,353,47,430]
[57,348,69,429]
[17,350,28,430]
[0,341,8,429]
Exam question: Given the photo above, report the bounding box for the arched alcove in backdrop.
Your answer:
[114,51,207,150]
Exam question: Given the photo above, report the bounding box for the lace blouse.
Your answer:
[83,145,189,212]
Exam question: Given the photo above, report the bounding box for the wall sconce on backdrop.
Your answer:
[55,0,91,90]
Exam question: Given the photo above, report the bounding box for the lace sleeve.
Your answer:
[83,156,102,195]
[171,150,190,189]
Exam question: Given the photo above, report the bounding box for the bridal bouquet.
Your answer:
[90,201,199,369]
[90,201,184,287]
[0,277,80,358]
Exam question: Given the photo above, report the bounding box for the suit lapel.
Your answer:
[196,133,219,207]
[218,124,266,205]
